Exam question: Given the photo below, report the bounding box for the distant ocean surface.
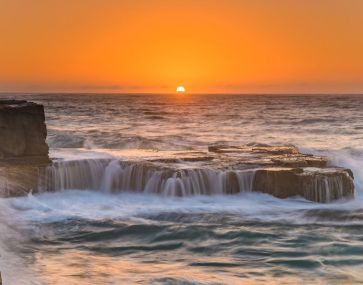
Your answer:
[1,93,363,285]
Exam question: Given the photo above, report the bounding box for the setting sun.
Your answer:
[176,86,186,93]
[1,1,363,284]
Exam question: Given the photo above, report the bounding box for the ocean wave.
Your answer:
[3,93,363,284]
[2,190,363,284]
[3,190,363,226]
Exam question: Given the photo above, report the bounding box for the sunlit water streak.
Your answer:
[1,93,363,284]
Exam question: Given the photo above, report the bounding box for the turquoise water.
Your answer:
[1,94,363,284]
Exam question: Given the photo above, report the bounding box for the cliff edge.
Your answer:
[0,100,50,196]
[0,100,49,163]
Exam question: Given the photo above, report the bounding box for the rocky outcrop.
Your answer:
[37,145,355,203]
[253,167,354,203]
[209,144,354,202]
[0,100,50,197]
[0,101,355,202]
[0,100,49,162]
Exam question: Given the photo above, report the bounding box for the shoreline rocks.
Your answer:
[208,144,354,202]
[0,100,49,162]
[0,100,355,203]
[37,145,354,203]
[0,100,50,196]
[253,167,354,203]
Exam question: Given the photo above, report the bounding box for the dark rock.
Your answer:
[0,100,49,162]
[225,171,240,194]
[207,144,354,202]
[0,100,50,197]
[253,167,354,202]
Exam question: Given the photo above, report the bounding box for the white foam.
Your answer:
[0,199,44,285]
[2,190,362,226]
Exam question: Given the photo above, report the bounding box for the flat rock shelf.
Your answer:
[38,144,354,203]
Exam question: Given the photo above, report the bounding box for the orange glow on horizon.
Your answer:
[1,0,363,94]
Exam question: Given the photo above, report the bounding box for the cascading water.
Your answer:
[39,158,256,196]
[309,174,346,202]
[38,158,352,201]
[38,159,112,191]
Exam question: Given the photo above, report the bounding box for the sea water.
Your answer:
[1,93,363,284]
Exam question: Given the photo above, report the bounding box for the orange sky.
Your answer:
[1,0,363,94]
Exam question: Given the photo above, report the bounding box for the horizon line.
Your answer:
[1,91,363,96]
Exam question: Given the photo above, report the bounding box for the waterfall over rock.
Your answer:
[39,159,255,196]
[35,144,355,203]
[0,101,355,205]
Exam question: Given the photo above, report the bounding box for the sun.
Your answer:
[176,86,186,93]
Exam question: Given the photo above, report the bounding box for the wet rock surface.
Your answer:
[208,144,354,202]
[0,165,41,197]
[42,145,354,203]
[0,100,355,202]
[0,100,50,197]
[253,167,354,203]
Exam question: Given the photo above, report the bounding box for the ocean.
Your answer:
[1,93,363,284]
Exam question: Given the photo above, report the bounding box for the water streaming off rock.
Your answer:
[40,158,255,195]
[38,157,351,202]
[1,94,363,284]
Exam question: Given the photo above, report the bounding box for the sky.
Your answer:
[1,0,363,94]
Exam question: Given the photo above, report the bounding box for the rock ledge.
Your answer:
[0,100,50,196]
